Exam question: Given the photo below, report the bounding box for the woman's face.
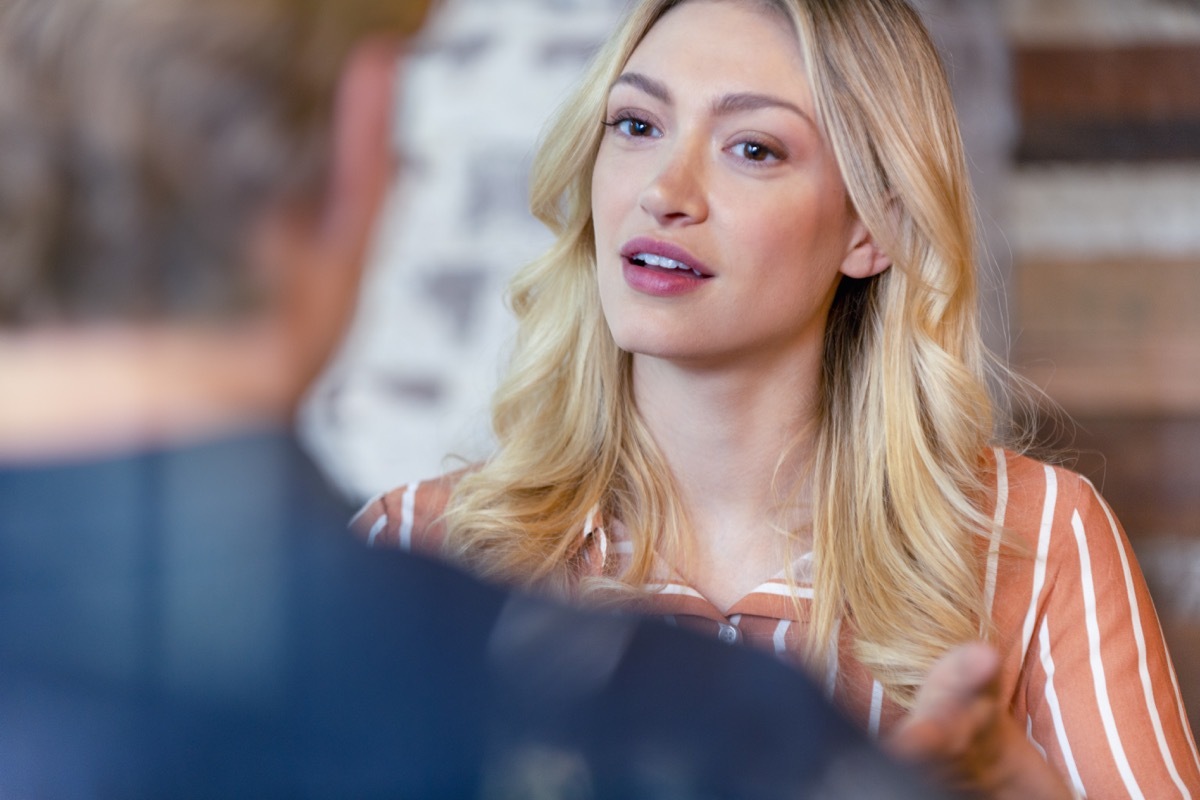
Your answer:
[592,0,866,372]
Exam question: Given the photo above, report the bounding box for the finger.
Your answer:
[886,716,949,762]
[885,643,1002,762]
[916,642,1001,717]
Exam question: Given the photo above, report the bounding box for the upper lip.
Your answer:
[619,237,714,277]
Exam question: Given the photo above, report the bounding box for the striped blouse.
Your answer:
[352,449,1200,798]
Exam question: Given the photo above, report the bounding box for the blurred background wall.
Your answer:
[301,0,628,498]
[1000,0,1200,741]
[299,0,1200,731]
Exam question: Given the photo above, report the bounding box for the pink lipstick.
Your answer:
[619,237,712,297]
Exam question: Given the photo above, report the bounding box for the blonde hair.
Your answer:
[445,0,1001,708]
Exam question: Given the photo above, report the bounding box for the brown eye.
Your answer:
[620,117,655,137]
[603,114,661,139]
[730,139,782,164]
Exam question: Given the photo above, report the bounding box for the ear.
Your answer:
[318,34,407,262]
[839,219,892,280]
[251,35,408,409]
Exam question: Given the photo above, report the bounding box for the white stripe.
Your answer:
[824,618,841,700]
[1091,484,1193,797]
[581,509,604,564]
[751,582,815,600]
[1039,620,1087,796]
[730,614,743,626]
[868,680,884,739]
[365,515,387,548]
[398,481,418,551]
[1027,714,1048,759]
[772,619,791,655]
[1072,509,1141,797]
[1163,640,1200,774]
[984,447,1009,626]
[1020,466,1058,665]
[1028,716,1086,800]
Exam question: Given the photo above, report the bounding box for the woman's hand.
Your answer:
[885,643,1074,799]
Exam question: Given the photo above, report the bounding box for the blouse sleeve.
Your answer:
[1015,466,1200,798]
[348,471,463,555]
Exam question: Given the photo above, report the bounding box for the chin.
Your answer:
[611,333,699,362]
[611,333,660,358]
[604,312,709,362]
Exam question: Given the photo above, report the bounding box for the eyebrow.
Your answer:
[612,72,672,104]
[610,71,816,129]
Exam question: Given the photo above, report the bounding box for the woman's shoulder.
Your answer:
[349,467,474,554]
[985,447,1132,654]
[986,447,1129,572]
[989,447,1111,532]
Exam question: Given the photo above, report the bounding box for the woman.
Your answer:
[355,0,1200,796]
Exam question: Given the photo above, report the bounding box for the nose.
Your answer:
[637,138,709,226]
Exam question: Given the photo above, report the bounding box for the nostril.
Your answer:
[638,174,707,225]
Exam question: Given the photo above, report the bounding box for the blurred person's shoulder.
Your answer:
[350,467,473,555]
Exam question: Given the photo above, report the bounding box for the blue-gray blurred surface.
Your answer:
[0,432,941,799]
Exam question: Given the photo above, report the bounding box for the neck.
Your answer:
[0,322,299,461]
[632,352,821,611]
[633,351,819,538]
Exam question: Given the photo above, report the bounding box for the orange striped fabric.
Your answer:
[352,449,1200,798]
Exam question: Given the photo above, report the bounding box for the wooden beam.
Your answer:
[1015,258,1200,414]
[1015,44,1200,162]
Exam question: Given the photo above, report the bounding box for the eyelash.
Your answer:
[730,139,782,164]
[602,112,659,139]
[601,112,786,165]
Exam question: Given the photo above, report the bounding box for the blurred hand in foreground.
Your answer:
[886,643,1074,799]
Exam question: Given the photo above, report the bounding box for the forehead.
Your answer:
[622,0,806,92]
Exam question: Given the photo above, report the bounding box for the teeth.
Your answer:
[632,252,703,277]
[635,252,687,270]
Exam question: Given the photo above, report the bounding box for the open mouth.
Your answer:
[628,251,710,280]
[628,252,708,278]
[618,238,714,292]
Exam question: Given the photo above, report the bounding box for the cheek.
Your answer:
[595,260,632,350]
[735,211,826,284]
[591,166,621,326]
[591,141,646,242]
[741,202,850,316]
[590,158,621,243]
[765,192,853,275]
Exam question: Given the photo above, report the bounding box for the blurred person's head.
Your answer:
[0,0,432,453]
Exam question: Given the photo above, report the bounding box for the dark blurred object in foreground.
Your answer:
[0,432,940,799]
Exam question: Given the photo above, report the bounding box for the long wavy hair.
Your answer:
[444,0,1003,708]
